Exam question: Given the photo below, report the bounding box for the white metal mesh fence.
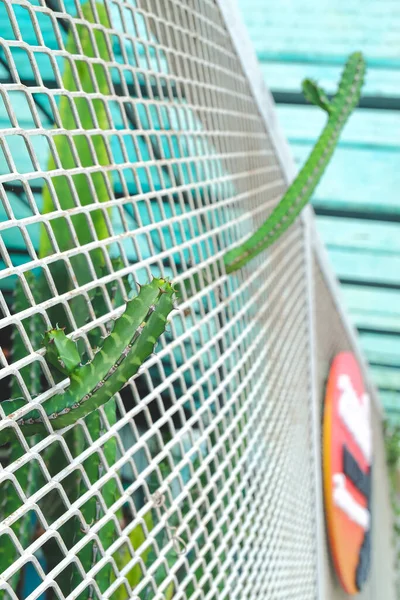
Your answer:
[0,0,386,599]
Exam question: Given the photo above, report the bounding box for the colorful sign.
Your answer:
[323,352,372,594]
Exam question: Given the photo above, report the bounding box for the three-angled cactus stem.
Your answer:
[223,52,366,273]
[0,278,176,444]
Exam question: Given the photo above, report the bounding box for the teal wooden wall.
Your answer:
[237,0,400,421]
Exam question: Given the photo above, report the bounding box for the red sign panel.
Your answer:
[323,352,372,594]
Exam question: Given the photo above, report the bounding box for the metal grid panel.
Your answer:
[0,0,319,599]
[313,258,396,600]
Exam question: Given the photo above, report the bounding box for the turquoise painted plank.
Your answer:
[314,199,400,220]
[260,62,400,97]
[342,287,400,316]
[360,335,400,362]
[256,53,400,69]
[327,248,400,285]
[238,0,400,60]
[379,391,400,411]
[316,218,400,254]
[370,366,400,391]
[277,106,400,148]
[289,145,400,211]
[349,311,400,333]
[363,352,400,370]
[379,391,400,426]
